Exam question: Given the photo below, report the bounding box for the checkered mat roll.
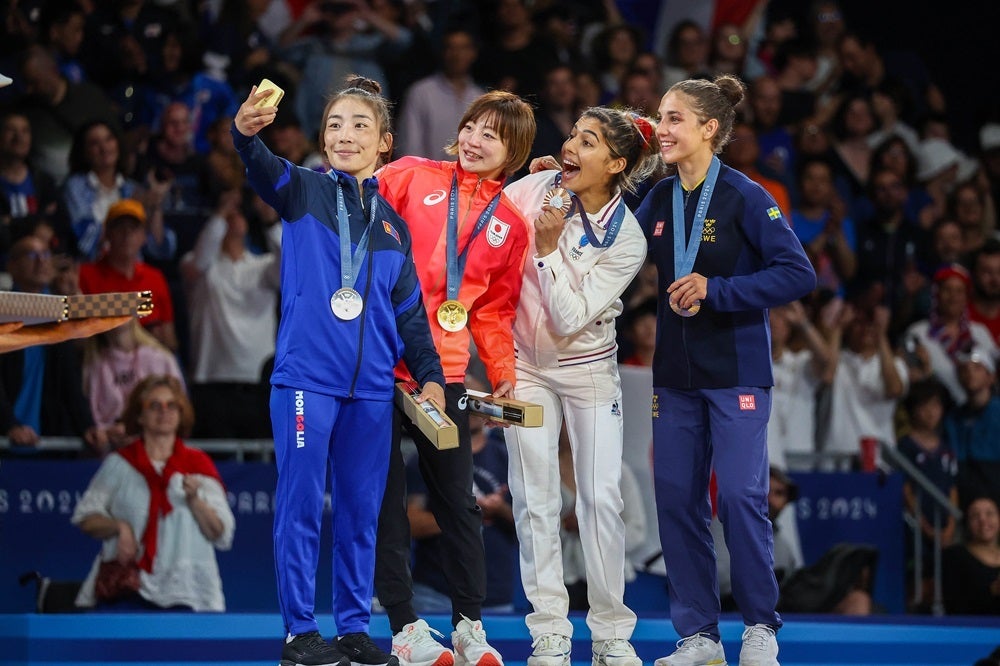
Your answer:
[0,291,153,325]
[66,291,154,319]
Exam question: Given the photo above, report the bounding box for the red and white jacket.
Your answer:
[378,156,529,387]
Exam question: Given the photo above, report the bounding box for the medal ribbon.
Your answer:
[672,156,721,280]
[333,172,377,291]
[446,173,501,301]
[552,173,626,248]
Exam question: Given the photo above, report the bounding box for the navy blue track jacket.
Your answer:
[636,163,816,390]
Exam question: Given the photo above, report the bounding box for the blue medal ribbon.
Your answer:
[446,173,501,301]
[552,173,626,248]
[332,172,377,290]
[672,156,721,280]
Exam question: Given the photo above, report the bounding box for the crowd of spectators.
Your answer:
[1,0,999,616]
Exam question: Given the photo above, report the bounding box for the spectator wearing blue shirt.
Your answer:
[791,156,857,296]
[140,28,241,155]
[898,378,959,606]
[944,347,1000,506]
[0,228,106,454]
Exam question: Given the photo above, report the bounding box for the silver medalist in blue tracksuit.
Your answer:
[233,126,444,640]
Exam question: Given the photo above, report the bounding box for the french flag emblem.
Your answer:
[383,220,400,244]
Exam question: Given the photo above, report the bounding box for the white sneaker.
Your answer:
[738,625,778,666]
[392,620,454,666]
[593,638,642,666]
[528,633,571,666]
[451,615,503,666]
[654,633,726,666]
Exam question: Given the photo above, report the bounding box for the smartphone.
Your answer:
[254,78,284,109]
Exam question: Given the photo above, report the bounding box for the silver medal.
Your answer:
[331,288,363,320]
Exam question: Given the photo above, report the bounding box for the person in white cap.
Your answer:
[944,344,1000,504]
[978,123,1000,157]
[980,123,1000,222]
[916,137,961,222]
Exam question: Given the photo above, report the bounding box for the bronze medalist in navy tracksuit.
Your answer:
[635,162,815,641]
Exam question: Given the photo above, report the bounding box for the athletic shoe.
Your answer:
[738,625,778,666]
[392,620,455,666]
[451,615,503,666]
[653,633,726,666]
[338,632,400,666]
[593,638,642,666]
[281,631,350,666]
[528,633,572,666]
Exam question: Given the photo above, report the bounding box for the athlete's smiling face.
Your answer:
[323,97,389,180]
[560,115,624,198]
[655,91,714,165]
[456,113,508,180]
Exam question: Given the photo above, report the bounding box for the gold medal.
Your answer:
[542,186,573,214]
[437,299,468,331]
[669,298,701,317]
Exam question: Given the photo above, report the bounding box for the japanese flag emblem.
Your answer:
[486,218,510,247]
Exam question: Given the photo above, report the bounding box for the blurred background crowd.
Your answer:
[1,0,999,617]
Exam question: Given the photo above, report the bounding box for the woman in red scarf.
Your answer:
[902,264,998,405]
[72,375,234,611]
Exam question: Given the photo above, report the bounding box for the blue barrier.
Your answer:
[1,461,905,616]
[790,472,906,614]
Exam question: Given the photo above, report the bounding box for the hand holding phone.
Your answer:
[254,78,284,109]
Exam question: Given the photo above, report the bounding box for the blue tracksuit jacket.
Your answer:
[231,127,444,397]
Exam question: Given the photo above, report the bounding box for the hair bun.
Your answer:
[714,74,746,108]
[344,75,382,96]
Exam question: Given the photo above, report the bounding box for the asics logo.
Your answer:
[423,190,447,206]
[457,395,468,410]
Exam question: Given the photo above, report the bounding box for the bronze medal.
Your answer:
[542,187,573,214]
[669,298,701,317]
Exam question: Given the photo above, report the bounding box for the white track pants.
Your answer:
[504,357,637,641]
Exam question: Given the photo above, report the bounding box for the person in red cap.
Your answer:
[78,200,177,351]
[902,263,998,405]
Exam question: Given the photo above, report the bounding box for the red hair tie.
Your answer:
[631,114,653,147]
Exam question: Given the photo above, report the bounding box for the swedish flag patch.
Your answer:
[766,206,782,220]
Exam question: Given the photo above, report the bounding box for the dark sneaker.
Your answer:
[282,631,350,666]
[339,632,400,666]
